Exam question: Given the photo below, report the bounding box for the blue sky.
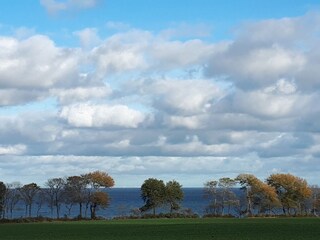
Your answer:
[1,1,319,42]
[1,0,320,187]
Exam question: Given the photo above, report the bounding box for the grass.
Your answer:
[1,218,320,240]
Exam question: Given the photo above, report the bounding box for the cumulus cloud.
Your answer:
[89,29,219,76]
[90,31,149,75]
[235,12,320,45]
[150,79,222,115]
[74,28,102,49]
[205,12,320,91]
[60,103,146,128]
[149,39,217,70]
[206,43,306,89]
[0,35,80,89]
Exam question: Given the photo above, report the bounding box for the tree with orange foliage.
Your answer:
[84,171,115,189]
[89,191,110,219]
[83,171,114,219]
[267,173,312,215]
[236,174,279,216]
[257,181,280,215]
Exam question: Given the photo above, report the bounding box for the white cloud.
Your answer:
[60,103,146,128]
[52,86,112,104]
[1,13,320,186]
[150,39,217,70]
[137,79,222,115]
[235,12,320,45]
[228,82,314,119]
[74,28,101,49]
[0,155,264,186]
[166,115,208,129]
[40,0,99,14]
[159,135,242,156]
[0,144,27,155]
[90,32,148,75]
[0,89,44,106]
[40,0,66,14]
[0,35,80,89]
[206,43,306,88]
[264,79,297,95]
[205,12,320,91]
[89,29,219,75]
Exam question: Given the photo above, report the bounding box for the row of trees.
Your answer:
[0,171,114,219]
[204,173,319,217]
[137,173,320,218]
[1,172,320,220]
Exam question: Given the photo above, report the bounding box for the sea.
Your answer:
[9,188,211,219]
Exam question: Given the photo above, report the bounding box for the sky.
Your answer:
[1,0,320,187]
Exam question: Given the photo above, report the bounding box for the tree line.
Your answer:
[1,172,320,220]
[0,171,114,220]
[203,173,319,217]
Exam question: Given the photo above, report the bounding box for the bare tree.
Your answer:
[4,182,21,219]
[0,181,6,218]
[204,180,221,215]
[64,176,87,218]
[44,178,66,218]
[218,178,236,216]
[18,183,40,217]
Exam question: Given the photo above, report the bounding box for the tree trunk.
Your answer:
[90,204,96,219]
[56,204,60,219]
[214,198,217,215]
[79,203,83,218]
[85,202,90,218]
[25,204,28,217]
[282,206,286,215]
[246,188,252,216]
[29,204,32,217]
[221,196,225,216]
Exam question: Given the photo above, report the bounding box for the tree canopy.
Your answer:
[140,178,166,216]
[165,180,184,213]
[267,173,312,215]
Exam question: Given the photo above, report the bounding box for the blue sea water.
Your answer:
[10,188,210,219]
[106,188,208,218]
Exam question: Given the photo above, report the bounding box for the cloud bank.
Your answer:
[1,12,320,186]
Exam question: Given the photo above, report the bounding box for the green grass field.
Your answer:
[1,218,320,240]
